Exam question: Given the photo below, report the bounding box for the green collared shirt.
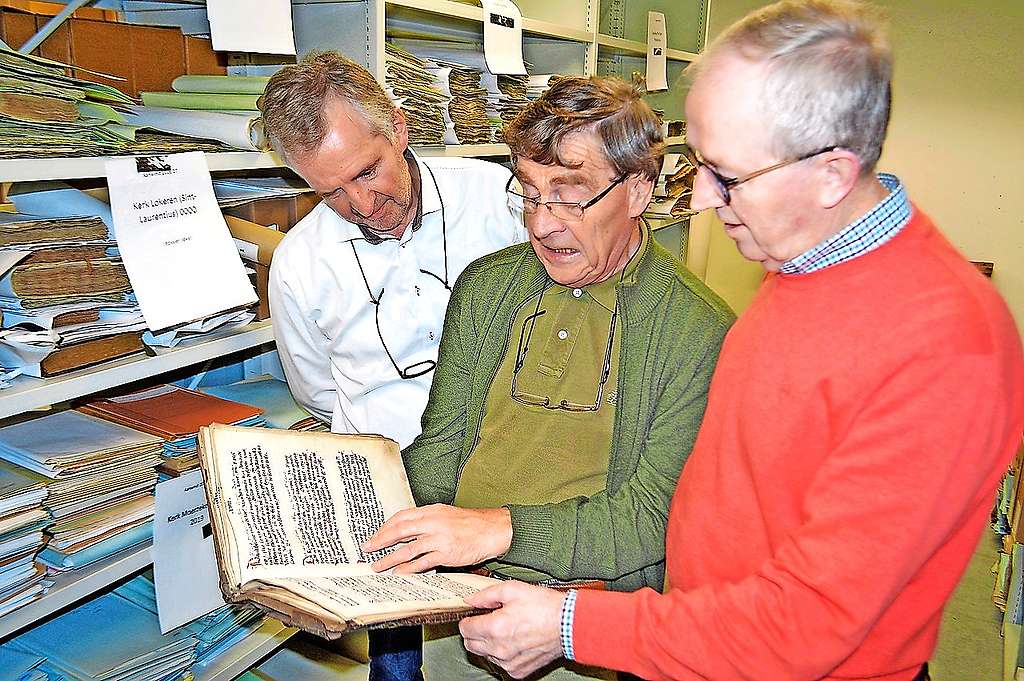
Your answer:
[454,227,648,582]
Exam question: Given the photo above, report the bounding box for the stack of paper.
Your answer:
[200,375,326,431]
[0,45,228,159]
[0,643,47,680]
[0,410,163,572]
[0,460,51,617]
[118,572,265,672]
[80,384,265,476]
[5,575,199,681]
[647,152,698,219]
[0,212,149,378]
[384,43,447,145]
[213,177,314,209]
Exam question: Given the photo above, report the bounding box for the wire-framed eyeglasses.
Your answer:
[509,288,617,412]
[681,144,839,205]
[505,173,628,222]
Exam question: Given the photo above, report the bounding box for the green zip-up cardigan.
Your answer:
[402,233,734,592]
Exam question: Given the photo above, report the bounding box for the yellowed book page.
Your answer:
[198,423,415,592]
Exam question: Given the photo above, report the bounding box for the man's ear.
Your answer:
[818,148,862,209]
[392,108,410,151]
[627,173,656,219]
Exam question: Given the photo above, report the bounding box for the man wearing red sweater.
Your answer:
[457,1,1024,679]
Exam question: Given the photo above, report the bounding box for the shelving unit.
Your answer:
[0,0,707,677]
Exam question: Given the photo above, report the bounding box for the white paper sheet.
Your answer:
[106,152,258,332]
[153,471,226,634]
[207,0,296,55]
[646,11,668,92]
[0,251,29,279]
[480,0,527,75]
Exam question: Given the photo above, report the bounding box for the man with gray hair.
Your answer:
[362,75,732,679]
[261,51,526,681]
[457,2,1024,680]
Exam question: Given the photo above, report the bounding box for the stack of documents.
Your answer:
[384,43,447,145]
[0,459,51,617]
[648,152,698,218]
[118,572,265,673]
[526,74,561,100]
[0,212,149,378]
[80,384,265,476]
[0,45,227,159]
[213,177,314,210]
[200,375,326,432]
[0,409,163,572]
[0,643,47,680]
[5,575,199,681]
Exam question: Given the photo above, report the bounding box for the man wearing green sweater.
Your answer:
[363,76,733,679]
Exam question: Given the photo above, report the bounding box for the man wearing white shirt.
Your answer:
[260,51,526,681]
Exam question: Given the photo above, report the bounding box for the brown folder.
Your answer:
[79,384,263,439]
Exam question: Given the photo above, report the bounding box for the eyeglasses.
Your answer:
[681,144,839,205]
[349,226,450,380]
[509,288,617,412]
[506,173,628,222]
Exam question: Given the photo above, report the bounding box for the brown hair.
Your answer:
[259,51,397,160]
[504,76,664,181]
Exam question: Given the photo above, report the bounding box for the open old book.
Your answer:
[197,423,497,638]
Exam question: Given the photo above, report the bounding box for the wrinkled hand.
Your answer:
[460,581,566,679]
[362,504,512,573]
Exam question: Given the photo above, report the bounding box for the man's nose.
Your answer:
[527,206,564,240]
[689,167,726,212]
[349,186,377,217]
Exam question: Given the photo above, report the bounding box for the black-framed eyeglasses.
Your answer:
[349,226,450,381]
[509,287,617,412]
[681,144,839,205]
[505,173,628,222]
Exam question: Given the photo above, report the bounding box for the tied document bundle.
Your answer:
[196,423,497,637]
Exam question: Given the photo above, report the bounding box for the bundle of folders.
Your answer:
[0,45,226,159]
[79,383,265,477]
[2,572,264,681]
[0,211,148,379]
[0,458,49,618]
[0,409,163,573]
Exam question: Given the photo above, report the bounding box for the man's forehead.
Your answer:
[514,132,613,183]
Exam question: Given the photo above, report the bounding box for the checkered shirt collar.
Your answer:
[780,173,910,275]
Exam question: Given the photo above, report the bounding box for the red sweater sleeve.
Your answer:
[573,353,1019,679]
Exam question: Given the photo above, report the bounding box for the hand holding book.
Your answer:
[197,423,499,638]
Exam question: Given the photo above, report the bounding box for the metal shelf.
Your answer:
[0,542,152,640]
[386,0,593,42]
[665,135,686,146]
[596,34,698,62]
[0,152,285,182]
[0,320,274,420]
[193,619,298,681]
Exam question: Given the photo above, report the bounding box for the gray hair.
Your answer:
[693,0,892,172]
[259,51,397,160]
[504,76,664,182]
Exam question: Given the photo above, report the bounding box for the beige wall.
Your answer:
[690,0,1024,334]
